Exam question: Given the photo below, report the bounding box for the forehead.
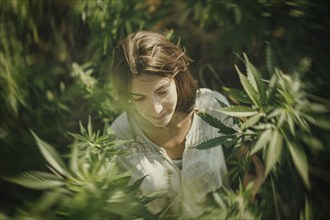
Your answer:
[130,74,173,93]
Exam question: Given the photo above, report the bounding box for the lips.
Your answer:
[153,111,168,120]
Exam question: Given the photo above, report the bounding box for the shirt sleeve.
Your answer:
[199,88,235,129]
[110,112,135,140]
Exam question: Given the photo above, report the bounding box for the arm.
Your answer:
[242,154,265,199]
[236,146,265,198]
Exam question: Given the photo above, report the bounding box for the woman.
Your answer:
[110,31,264,217]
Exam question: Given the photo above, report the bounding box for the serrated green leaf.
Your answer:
[215,98,229,108]
[243,54,258,92]
[243,54,267,105]
[129,176,147,192]
[235,65,260,107]
[287,141,310,189]
[67,132,88,142]
[265,129,283,177]
[31,131,68,176]
[4,171,64,190]
[250,129,271,155]
[253,123,274,130]
[268,109,281,119]
[277,110,286,127]
[267,73,280,103]
[197,112,237,134]
[194,135,235,150]
[241,114,261,130]
[223,87,252,104]
[294,112,310,132]
[287,114,295,136]
[69,146,84,180]
[217,106,258,118]
[79,120,86,135]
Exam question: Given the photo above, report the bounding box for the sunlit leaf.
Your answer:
[31,131,68,176]
[223,87,252,104]
[294,112,310,132]
[287,141,310,189]
[69,146,84,180]
[4,171,64,190]
[217,106,258,117]
[241,113,261,130]
[265,129,283,177]
[300,196,312,220]
[87,115,93,137]
[244,54,258,91]
[301,136,324,154]
[213,191,228,209]
[197,112,237,134]
[304,114,330,130]
[306,103,329,113]
[31,190,63,213]
[235,65,260,107]
[250,129,271,155]
[287,114,295,136]
[194,135,235,150]
[294,57,312,77]
[67,132,88,142]
[268,109,281,119]
[79,120,87,135]
[277,109,286,127]
[267,72,280,104]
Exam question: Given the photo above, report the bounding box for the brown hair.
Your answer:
[111,31,198,113]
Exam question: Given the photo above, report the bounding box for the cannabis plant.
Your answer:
[2,117,156,219]
[195,53,330,219]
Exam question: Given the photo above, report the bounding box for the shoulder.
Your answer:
[195,88,229,112]
[110,112,135,140]
[194,88,234,128]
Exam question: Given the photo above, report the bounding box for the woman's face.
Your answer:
[129,74,178,128]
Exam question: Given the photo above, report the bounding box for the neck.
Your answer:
[168,111,194,129]
[135,110,194,134]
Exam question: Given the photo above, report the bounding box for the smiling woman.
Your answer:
[129,75,177,127]
[109,31,264,218]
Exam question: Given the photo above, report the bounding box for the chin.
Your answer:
[151,118,171,128]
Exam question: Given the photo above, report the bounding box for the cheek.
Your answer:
[166,91,178,108]
[133,103,146,114]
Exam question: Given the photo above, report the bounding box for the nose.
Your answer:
[148,98,163,116]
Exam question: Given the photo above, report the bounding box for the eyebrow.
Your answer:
[129,81,170,97]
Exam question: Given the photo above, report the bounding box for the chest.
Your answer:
[148,128,188,160]
[142,113,194,160]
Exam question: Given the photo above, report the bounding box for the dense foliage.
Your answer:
[4,118,155,219]
[195,52,330,219]
[1,0,329,219]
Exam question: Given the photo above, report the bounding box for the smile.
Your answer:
[154,111,168,120]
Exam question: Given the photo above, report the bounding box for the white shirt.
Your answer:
[111,88,233,217]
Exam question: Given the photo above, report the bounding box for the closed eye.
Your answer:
[157,90,168,95]
[131,95,145,102]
